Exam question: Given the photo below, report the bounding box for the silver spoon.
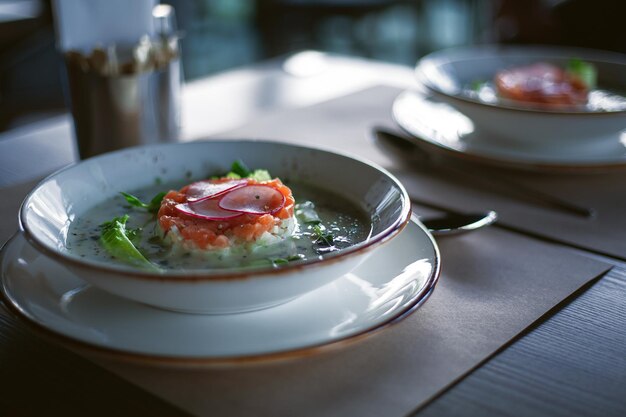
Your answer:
[421,210,498,236]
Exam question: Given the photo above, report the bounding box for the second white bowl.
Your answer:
[416,45,626,150]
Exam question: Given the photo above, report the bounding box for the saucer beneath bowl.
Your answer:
[393,90,626,173]
[0,217,439,367]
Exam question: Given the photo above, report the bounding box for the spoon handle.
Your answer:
[374,128,594,218]
[435,161,594,218]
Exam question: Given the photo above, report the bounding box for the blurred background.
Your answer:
[0,0,623,133]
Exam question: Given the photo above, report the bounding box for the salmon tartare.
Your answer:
[495,63,588,107]
[158,177,295,250]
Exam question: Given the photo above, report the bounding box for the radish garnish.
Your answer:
[218,185,285,215]
[186,179,248,203]
[175,199,243,220]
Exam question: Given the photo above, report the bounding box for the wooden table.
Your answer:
[1,52,625,417]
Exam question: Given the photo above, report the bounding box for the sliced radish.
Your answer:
[218,185,285,215]
[175,199,243,220]
[186,179,248,203]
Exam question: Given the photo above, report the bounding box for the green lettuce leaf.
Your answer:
[100,215,159,270]
[567,58,597,89]
[217,160,272,182]
[247,169,272,182]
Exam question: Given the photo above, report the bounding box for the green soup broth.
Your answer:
[66,180,371,271]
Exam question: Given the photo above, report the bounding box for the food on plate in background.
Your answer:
[494,61,591,106]
[466,59,626,112]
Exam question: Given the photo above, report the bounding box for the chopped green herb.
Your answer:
[148,235,163,245]
[270,255,306,267]
[244,255,303,269]
[120,191,166,214]
[271,258,290,266]
[230,159,251,177]
[470,80,486,92]
[313,224,334,246]
[147,192,167,213]
[125,227,141,243]
[120,192,145,208]
[246,258,274,268]
[567,58,597,89]
[100,215,158,270]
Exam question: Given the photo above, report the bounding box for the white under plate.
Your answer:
[0,218,439,367]
[393,90,626,173]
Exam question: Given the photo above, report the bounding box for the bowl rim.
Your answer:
[415,44,626,116]
[19,139,412,282]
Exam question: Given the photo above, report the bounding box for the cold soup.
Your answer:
[67,161,371,271]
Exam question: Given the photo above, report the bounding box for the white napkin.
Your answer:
[51,0,157,51]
